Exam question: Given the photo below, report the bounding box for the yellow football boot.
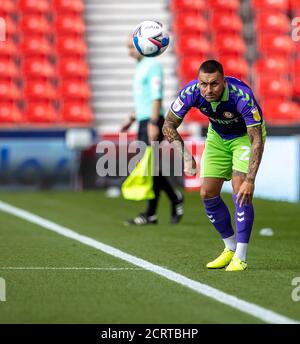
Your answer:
[225,257,247,271]
[206,248,235,269]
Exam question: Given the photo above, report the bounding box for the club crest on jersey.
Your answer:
[223,112,235,119]
[172,97,184,112]
[251,107,261,121]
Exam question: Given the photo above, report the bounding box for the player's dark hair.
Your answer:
[199,60,224,77]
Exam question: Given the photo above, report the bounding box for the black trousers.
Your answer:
[137,117,177,216]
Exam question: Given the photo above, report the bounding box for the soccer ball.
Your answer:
[132,20,169,57]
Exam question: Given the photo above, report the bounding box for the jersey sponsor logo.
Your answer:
[251,107,261,121]
[223,112,235,119]
[210,117,240,125]
[172,97,184,112]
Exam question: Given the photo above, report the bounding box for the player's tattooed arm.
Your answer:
[163,110,197,175]
[246,125,264,184]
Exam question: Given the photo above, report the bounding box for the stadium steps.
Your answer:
[84,0,177,133]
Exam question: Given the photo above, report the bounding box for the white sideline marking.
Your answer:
[0,267,143,271]
[0,200,298,324]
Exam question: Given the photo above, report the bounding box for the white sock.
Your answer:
[223,234,236,252]
[234,243,248,262]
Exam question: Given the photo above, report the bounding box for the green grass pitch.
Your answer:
[0,190,299,323]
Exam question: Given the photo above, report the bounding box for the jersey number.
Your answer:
[239,146,251,161]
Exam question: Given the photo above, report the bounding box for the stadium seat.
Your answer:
[18,0,52,14]
[263,99,300,125]
[54,15,85,36]
[56,36,88,56]
[59,101,93,124]
[175,35,211,56]
[20,15,52,36]
[292,74,300,97]
[258,34,295,56]
[178,56,207,82]
[290,0,300,12]
[0,59,19,80]
[58,58,89,79]
[254,57,290,75]
[22,58,57,79]
[0,41,18,60]
[219,56,249,80]
[172,14,208,35]
[208,0,240,12]
[24,80,57,101]
[255,12,290,34]
[52,0,85,14]
[210,13,243,35]
[184,108,209,124]
[59,80,91,100]
[170,0,206,12]
[0,0,17,17]
[0,81,22,101]
[2,17,19,39]
[20,36,53,57]
[0,102,22,123]
[257,77,292,100]
[214,34,246,56]
[251,0,289,12]
[24,101,57,123]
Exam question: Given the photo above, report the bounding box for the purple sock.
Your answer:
[232,194,254,243]
[203,196,234,239]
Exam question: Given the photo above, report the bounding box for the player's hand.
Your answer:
[120,119,133,133]
[184,157,197,176]
[147,122,159,143]
[236,181,255,207]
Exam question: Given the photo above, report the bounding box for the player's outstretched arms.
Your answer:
[162,110,197,176]
[237,125,264,206]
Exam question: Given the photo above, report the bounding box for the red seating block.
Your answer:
[263,99,300,125]
[56,36,88,56]
[60,80,91,100]
[170,0,206,12]
[255,12,290,34]
[0,59,19,80]
[58,58,89,79]
[20,15,52,36]
[20,36,53,57]
[24,80,57,101]
[24,101,57,123]
[52,0,85,14]
[18,0,51,14]
[175,35,211,56]
[54,15,85,35]
[0,102,22,123]
[60,101,93,124]
[0,81,21,101]
[22,58,57,79]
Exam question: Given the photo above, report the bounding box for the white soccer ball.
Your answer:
[132,20,170,57]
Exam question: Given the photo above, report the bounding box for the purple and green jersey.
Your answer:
[170,76,263,140]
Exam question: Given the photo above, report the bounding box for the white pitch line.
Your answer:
[0,200,298,325]
[0,267,144,271]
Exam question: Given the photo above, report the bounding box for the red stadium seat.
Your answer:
[20,15,52,36]
[20,36,53,57]
[178,56,207,82]
[172,14,208,35]
[290,0,300,11]
[254,57,290,75]
[0,0,17,17]
[0,41,18,59]
[24,101,58,123]
[22,58,57,79]
[214,34,246,56]
[0,102,22,123]
[255,12,290,34]
[2,17,19,39]
[175,35,211,56]
[252,0,289,12]
[170,0,206,12]
[54,15,85,35]
[258,34,295,56]
[18,0,51,14]
[208,0,240,12]
[59,80,91,100]
[292,74,300,97]
[263,99,300,125]
[52,0,85,14]
[60,101,93,124]
[0,81,22,101]
[58,58,89,79]
[56,36,88,56]
[257,77,292,100]
[220,56,249,80]
[0,59,19,80]
[24,80,57,101]
[210,13,243,35]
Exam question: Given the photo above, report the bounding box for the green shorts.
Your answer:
[200,123,267,181]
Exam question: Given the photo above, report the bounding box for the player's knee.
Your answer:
[200,188,219,200]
